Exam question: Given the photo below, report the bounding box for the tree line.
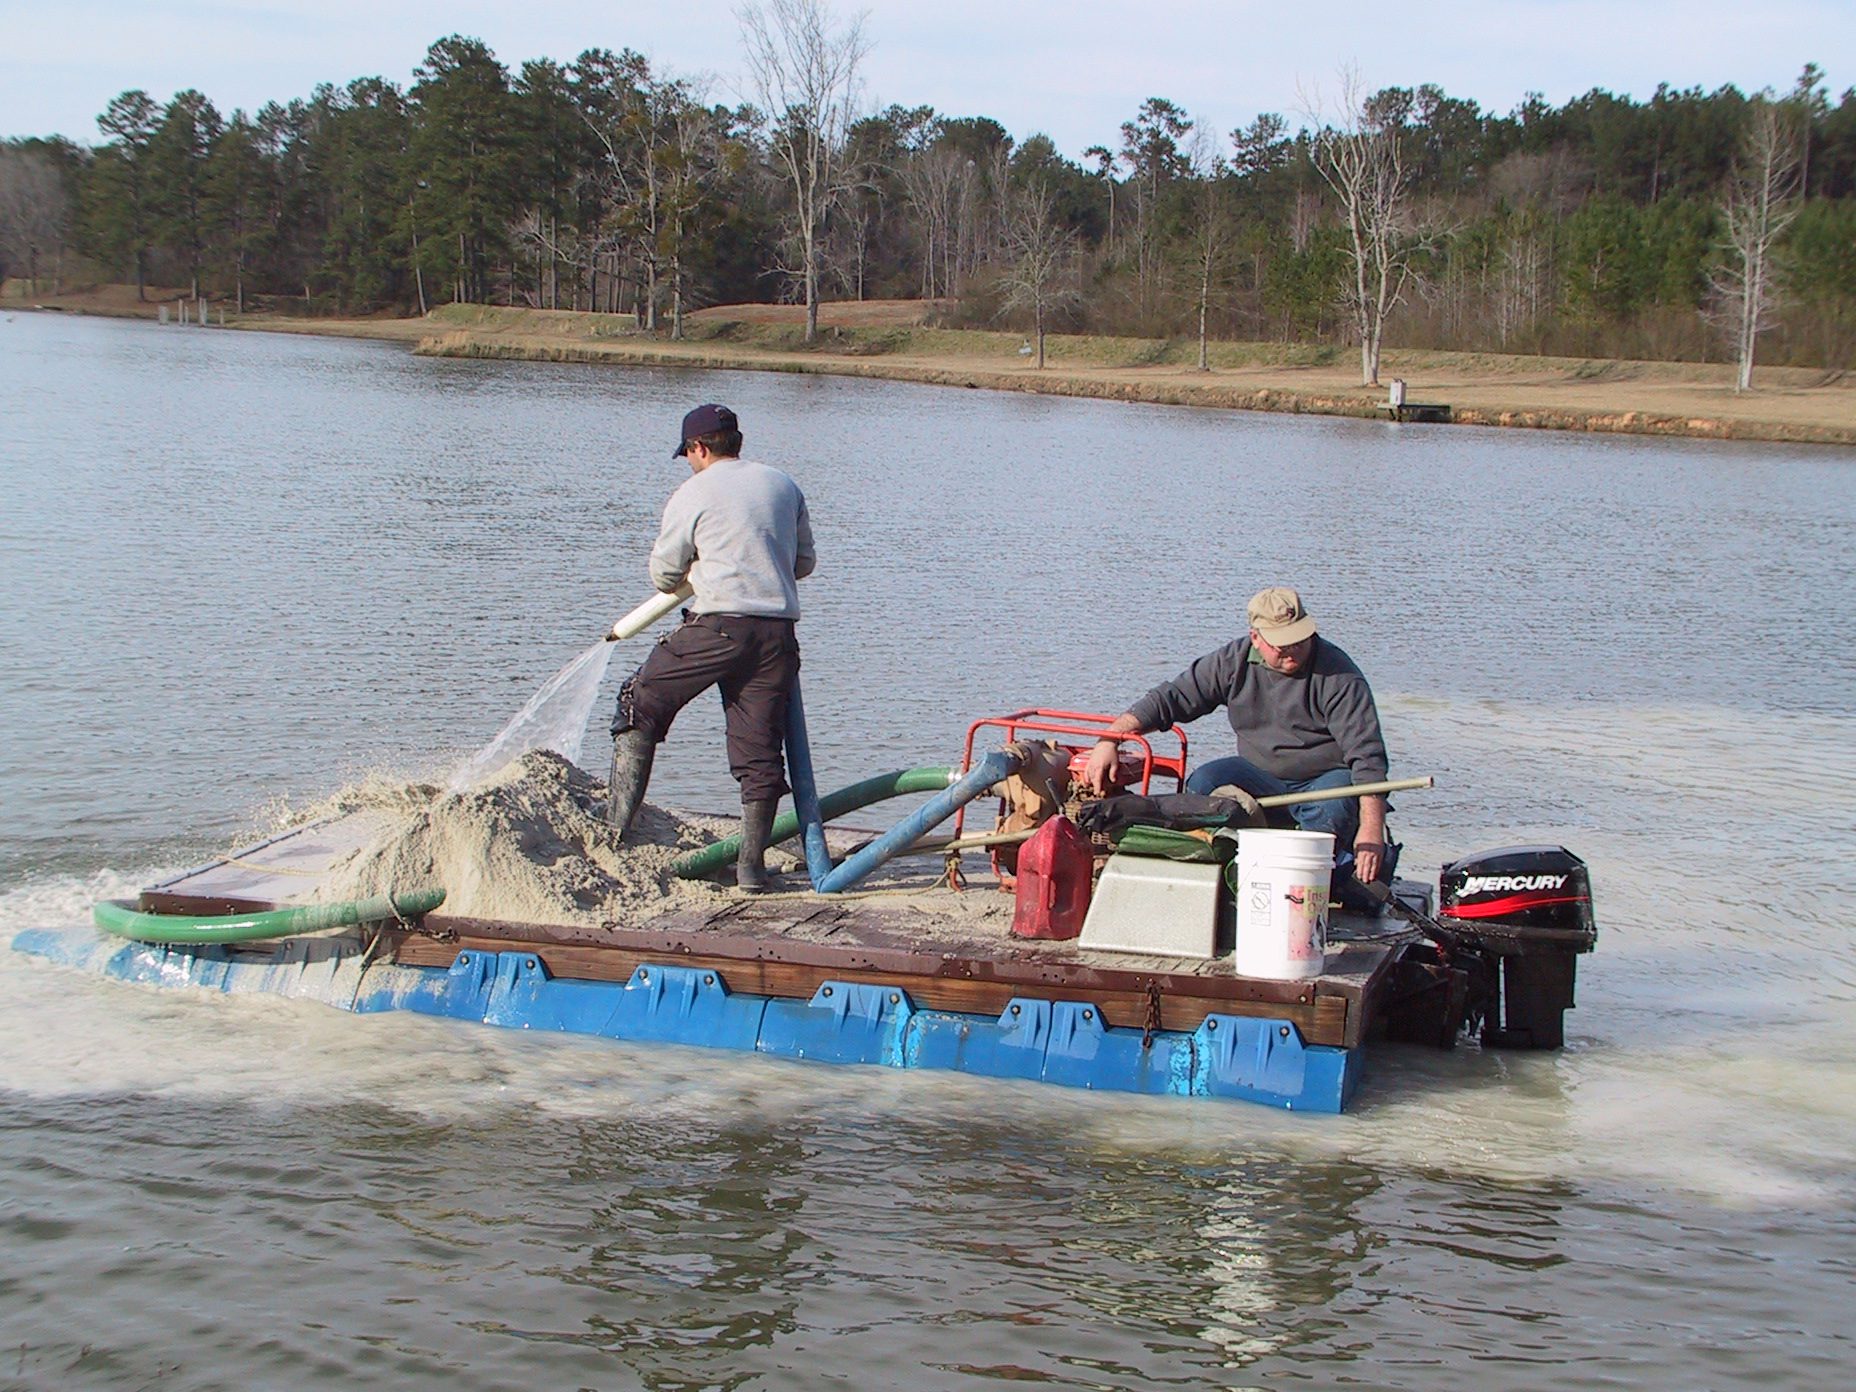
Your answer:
[2,5,1852,381]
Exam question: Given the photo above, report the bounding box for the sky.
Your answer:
[1,0,1848,157]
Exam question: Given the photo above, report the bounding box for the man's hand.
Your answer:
[1352,794,1389,885]
[1081,739,1121,796]
[1081,714,1143,796]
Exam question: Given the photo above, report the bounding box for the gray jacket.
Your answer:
[649,457,816,618]
[1127,636,1388,784]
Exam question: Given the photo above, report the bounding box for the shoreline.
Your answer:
[11,287,1854,446]
[412,323,1856,446]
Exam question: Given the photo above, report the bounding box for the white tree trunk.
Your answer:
[1713,101,1801,393]
[740,0,868,344]
[1309,66,1424,387]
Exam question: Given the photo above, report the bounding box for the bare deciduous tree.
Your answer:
[510,207,590,307]
[738,0,869,343]
[998,180,1076,369]
[1182,129,1231,371]
[1495,217,1551,348]
[0,147,70,293]
[1710,98,1802,392]
[660,83,730,339]
[1306,66,1429,386]
[899,140,960,298]
[1288,188,1318,255]
[582,51,673,330]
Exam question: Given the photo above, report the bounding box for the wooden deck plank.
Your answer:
[386,932,1355,1042]
[140,811,393,909]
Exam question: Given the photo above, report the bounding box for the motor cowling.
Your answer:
[1439,846,1597,1049]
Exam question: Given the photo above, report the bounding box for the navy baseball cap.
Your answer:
[675,403,738,456]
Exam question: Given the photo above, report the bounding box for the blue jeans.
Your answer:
[1187,757,1394,909]
[1186,754,1359,859]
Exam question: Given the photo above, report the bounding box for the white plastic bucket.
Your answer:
[1231,829,1335,979]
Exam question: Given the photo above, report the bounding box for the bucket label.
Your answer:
[1240,878,1329,959]
[1283,883,1329,959]
[1247,881,1272,920]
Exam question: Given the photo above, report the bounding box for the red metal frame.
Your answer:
[951,708,1189,842]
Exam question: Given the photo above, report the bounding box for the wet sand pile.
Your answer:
[314,751,734,926]
[302,750,1015,939]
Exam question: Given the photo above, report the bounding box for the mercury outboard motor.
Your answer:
[1439,846,1597,1049]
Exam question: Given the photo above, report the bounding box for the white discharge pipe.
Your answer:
[607,583,693,641]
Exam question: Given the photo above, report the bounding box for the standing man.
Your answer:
[1081,586,1391,897]
[607,403,816,892]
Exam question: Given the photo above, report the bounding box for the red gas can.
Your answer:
[1011,815,1094,940]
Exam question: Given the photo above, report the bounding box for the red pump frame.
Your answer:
[950,707,1189,842]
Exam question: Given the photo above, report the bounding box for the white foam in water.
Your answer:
[0,867,159,934]
[0,867,511,1101]
[6,688,1855,1203]
[446,640,616,792]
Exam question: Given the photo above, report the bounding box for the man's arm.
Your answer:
[1080,645,1242,796]
[793,495,816,580]
[648,494,697,594]
[1318,668,1390,883]
[1320,671,1388,785]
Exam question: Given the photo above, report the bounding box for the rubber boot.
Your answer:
[736,797,779,893]
[606,729,657,840]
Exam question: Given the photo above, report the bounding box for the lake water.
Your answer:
[2,312,1853,1390]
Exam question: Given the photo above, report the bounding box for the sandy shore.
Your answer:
[12,283,1853,446]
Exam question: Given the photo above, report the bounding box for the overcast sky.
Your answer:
[2,0,1847,157]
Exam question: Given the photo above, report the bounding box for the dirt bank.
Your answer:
[404,304,1855,446]
[12,282,1852,446]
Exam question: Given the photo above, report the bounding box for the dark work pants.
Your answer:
[612,612,800,803]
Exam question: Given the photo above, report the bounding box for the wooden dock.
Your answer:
[1384,379,1452,423]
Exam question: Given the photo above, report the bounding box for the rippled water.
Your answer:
[2,313,1853,1389]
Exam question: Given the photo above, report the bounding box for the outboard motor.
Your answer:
[1439,846,1597,1049]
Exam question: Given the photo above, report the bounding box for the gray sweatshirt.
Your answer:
[649,457,816,618]
[1127,636,1388,784]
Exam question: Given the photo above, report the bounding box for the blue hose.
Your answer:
[816,748,1023,894]
[783,678,834,887]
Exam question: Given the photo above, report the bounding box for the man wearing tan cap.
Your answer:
[1081,586,1391,895]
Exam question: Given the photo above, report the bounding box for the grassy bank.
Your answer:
[407,304,1856,447]
[10,282,1853,446]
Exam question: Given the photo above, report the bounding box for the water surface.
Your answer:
[2,313,1852,1390]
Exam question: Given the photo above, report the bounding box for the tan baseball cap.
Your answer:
[1247,586,1317,646]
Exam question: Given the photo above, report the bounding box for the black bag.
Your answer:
[1074,792,1253,842]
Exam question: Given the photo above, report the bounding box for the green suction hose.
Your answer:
[93,888,447,946]
[671,767,954,880]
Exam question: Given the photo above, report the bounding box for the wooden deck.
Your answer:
[143,810,1421,1051]
[139,812,395,915]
